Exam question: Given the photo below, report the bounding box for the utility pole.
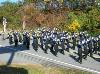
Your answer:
[3,17,7,33]
[2,17,7,40]
[22,15,26,30]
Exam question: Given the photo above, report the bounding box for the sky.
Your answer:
[0,0,21,3]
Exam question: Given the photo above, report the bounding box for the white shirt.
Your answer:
[82,40,85,44]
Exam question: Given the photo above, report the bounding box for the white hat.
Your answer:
[87,39,89,42]
[44,36,46,39]
[96,38,98,41]
[82,40,85,44]
[78,41,81,44]
[86,34,89,36]
[99,35,100,38]
[92,37,94,40]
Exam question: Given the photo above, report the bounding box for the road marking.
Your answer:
[5,47,100,74]
[21,51,100,74]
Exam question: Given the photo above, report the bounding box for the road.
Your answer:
[0,35,100,74]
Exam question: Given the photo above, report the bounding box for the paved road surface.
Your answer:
[0,35,100,74]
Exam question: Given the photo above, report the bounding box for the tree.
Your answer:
[0,1,22,29]
[23,0,36,4]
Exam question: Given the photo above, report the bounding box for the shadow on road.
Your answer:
[93,57,100,62]
[69,54,78,62]
[0,44,29,65]
[0,44,28,54]
[0,65,28,74]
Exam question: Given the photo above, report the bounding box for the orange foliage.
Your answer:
[20,4,69,29]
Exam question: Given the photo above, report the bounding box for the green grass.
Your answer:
[0,64,93,74]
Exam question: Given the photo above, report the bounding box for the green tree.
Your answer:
[0,1,22,29]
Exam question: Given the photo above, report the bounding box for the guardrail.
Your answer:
[16,51,71,69]
[15,51,100,74]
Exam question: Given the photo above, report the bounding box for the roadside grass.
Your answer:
[0,64,93,74]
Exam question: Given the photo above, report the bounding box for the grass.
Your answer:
[0,64,93,74]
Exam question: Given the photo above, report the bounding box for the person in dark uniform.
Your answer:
[13,32,18,47]
[96,37,99,54]
[53,37,59,56]
[23,32,27,45]
[65,35,70,52]
[87,38,93,57]
[82,40,88,60]
[72,33,76,50]
[93,38,98,54]
[50,34,56,54]
[77,41,83,64]
[26,33,30,49]
[79,32,83,42]
[32,32,38,51]
[92,38,97,54]
[40,33,44,50]
[18,32,23,43]
[98,35,100,51]
[60,36,65,54]
[43,35,49,53]
[8,33,13,45]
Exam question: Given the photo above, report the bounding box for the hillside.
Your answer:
[0,0,100,35]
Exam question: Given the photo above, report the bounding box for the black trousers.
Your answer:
[78,48,82,64]
[9,38,13,45]
[54,43,58,55]
[44,42,48,53]
[26,42,30,49]
[78,53,82,64]
[88,48,93,57]
[83,49,88,59]
[14,40,18,47]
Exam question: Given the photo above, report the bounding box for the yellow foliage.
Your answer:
[44,0,50,2]
[68,20,80,31]
[57,0,64,3]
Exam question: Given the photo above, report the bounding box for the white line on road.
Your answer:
[21,51,100,74]
[4,46,100,74]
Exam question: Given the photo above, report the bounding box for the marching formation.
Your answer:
[1,28,100,64]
